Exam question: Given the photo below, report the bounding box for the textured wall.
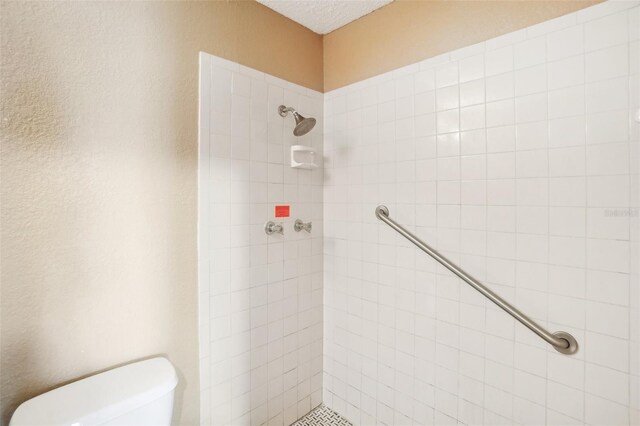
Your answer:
[323,0,602,91]
[0,1,321,424]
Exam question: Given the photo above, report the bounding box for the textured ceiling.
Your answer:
[257,0,393,34]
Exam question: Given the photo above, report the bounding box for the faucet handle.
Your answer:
[265,221,284,235]
[294,219,312,233]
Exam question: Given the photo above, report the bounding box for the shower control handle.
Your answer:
[294,219,312,233]
[264,221,284,235]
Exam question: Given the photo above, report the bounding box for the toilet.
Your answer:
[9,357,178,425]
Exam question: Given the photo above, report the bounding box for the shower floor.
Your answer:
[292,405,352,426]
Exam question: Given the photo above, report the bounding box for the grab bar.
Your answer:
[375,205,578,355]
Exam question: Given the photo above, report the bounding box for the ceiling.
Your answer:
[257,0,393,35]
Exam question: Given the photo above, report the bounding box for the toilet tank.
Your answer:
[10,357,178,426]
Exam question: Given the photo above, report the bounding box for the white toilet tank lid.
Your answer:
[10,357,178,426]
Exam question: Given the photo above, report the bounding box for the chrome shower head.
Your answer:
[278,105,316,136]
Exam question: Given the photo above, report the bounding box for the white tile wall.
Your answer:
[323,2,640,425]
[199,53,324,425]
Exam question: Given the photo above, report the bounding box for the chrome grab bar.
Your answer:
[375,205,578,355]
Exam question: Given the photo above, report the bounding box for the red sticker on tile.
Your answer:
[275,205,290,218]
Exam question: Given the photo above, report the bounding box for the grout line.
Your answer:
[581,19,588,424]
[481,42,489,426]
[627,8,634,421]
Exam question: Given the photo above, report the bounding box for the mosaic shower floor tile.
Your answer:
[292,404,352,426]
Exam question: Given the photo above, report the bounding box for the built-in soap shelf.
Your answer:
[291,145,317,169]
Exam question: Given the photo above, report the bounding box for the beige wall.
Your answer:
[0,1,321,424]
[323,0,601,91]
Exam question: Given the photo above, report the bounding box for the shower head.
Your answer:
[278,105,316,136]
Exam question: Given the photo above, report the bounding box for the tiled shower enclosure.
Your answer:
[200,1,640,425]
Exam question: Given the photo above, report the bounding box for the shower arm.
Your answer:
[278,106,296,117]
[375,205,579,355]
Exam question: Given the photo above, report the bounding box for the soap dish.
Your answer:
[291,145,317,169]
